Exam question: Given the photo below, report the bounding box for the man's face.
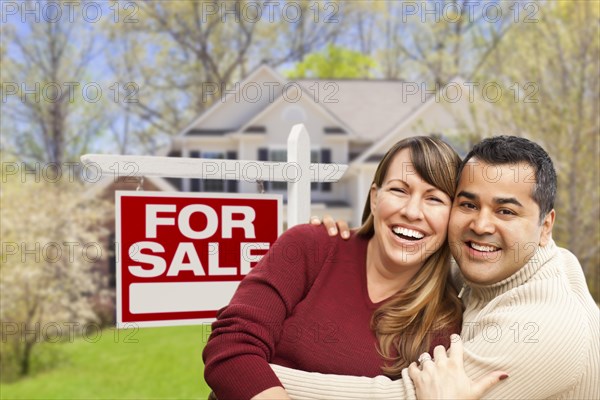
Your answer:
[448,158,554,285]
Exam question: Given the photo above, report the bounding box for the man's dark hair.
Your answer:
[458,136,557,223]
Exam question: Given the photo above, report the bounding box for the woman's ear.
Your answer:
[370,184,379,212]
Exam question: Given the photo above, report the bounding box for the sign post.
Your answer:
[82,124,348,327]
[115,192,281,328]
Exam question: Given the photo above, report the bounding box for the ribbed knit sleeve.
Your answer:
[271,243,600,399]
[203,224,331,400]
[271,364,416,400]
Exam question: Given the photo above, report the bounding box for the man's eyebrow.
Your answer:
[456,191,477,200]
[494,197,524,207]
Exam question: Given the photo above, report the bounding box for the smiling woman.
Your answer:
[202,136,464,400]
[356,137,463,377]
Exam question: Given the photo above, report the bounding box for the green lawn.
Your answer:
[1,325,212,399]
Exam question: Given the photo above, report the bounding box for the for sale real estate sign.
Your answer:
[115,191,282,328]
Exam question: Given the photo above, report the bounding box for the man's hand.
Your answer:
[310,215,351,239]
[408,335,508,400]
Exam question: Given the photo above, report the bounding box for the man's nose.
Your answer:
[469,209,496,235]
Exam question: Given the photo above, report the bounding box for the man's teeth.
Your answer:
[392,226,424,239]
[470,242,499,252]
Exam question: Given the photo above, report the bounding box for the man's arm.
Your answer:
[271,363,416,400]
[272,296,589,399]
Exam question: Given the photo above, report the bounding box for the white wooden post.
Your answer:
[81,124,346,229]
[286,124,311,228]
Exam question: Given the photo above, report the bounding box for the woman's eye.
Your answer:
[428,196,444,203]
[390,188,406,193]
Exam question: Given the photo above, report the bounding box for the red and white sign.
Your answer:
[115,191,282,328]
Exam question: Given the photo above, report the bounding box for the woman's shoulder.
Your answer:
[282,224,366,247]
[282,223,340,242]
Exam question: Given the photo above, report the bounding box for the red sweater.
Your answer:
[203,224,455,399]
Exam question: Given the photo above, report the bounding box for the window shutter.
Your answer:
[257,148,269,191]
[190,151,201,192]
[321,148,332,192]
[226,151,238,192]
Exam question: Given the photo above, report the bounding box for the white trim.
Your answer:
[176,65,285,138]
[238,83,358,138]
[81,154,347,182]
[83,175,177,198]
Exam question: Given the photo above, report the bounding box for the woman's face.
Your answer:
[369,149,452,273]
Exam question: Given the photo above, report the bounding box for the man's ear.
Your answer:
[370,184,379,212]
[540,209,555,246]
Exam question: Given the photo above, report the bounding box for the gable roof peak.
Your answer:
[176,64,286,137]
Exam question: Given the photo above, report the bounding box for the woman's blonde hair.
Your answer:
[357,136,463,378]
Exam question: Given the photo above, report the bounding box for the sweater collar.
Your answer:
[461,239,557,301]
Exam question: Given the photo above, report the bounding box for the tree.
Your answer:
[477,1,600,300]
[102,0,349,147]
[0,170,111,379]
[286,44,378,79]
[1,0,107,164]
[376,0,517,84]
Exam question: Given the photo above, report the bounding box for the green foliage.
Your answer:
[474,1,600,301]
[0,326,212,399]
[0,174,112,378]
[286,44,378,79]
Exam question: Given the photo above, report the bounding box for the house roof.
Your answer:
[176,64,286,137]
[237,80,358,139]
[348,77,471,168]
[297,79,431,141]
[172,66,473,163]
[175,65,434,142]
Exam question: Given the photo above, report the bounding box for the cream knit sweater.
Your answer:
[272,240,599,399]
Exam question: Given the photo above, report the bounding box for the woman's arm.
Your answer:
[203,225,328,399]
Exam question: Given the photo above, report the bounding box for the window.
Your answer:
[203,152,225,192]
[270,150,287,191]
[189,151,238,193]
[258,148,332,192]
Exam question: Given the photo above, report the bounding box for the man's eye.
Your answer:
[460,202,477,210]
[499,209,516,216]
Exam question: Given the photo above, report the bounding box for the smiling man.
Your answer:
[449,138,555,286]
[271,136,599,399]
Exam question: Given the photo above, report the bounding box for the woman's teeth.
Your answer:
[392,226,424,240]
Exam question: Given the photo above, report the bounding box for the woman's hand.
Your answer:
[310,215,351,239]
[408,335,508,400]
[250,386,291,400]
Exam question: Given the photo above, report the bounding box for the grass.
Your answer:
[0,325,213,399]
